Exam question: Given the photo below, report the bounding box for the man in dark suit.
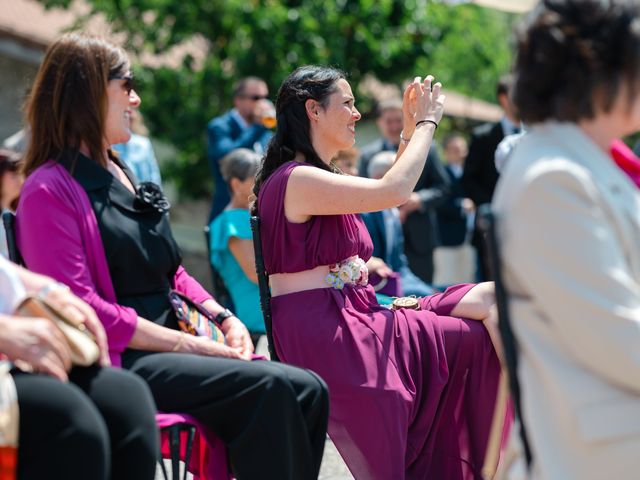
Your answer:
[461,75,520,280]
[435,134,476,285]
[438,134,472,247]
[361,151,435,297]
[206,77,273,221]
[359,99,450,284]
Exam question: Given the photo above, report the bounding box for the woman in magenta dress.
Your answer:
[253,67,507,479]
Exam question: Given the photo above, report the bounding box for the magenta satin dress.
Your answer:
[258,161,505,480]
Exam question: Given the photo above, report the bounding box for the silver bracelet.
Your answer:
[399,130,412,145]
[37,281,70,300]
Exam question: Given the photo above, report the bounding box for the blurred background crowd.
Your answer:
[3,1,640,479]
[0,0,537,307]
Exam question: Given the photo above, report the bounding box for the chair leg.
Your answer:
[183,426,196,480]
[159,423,198,479]
[169,426,181,479]
[158,447,169,480]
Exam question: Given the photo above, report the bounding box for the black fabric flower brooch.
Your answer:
[135,182,171,213]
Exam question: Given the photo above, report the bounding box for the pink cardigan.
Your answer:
[17,161,213,366]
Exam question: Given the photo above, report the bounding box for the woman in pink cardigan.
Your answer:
[17,33,328,480]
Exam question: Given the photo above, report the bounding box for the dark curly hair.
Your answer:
[513,0,640,124]
[251,65,345,216]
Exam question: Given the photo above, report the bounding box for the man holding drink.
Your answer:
[206,76,275,221]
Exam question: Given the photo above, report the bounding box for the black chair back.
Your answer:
[249,215,278,361]
[476,204,533,468]
[3,210,23,265]
[203,225,234,310]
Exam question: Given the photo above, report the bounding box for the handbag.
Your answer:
[167,290,226,344]
[15,296,100,366]
[368,272,403,298]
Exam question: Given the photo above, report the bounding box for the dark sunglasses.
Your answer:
[109,74,135,95]
[0,161,19,175]
[239,94,269,101]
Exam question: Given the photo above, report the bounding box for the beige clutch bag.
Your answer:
[15,296,100,367]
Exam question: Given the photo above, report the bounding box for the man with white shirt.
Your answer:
[206,77,273,221]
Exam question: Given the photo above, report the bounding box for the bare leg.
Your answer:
[450,282,505,364]
[449,282,495,321]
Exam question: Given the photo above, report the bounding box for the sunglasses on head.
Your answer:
[109,74,135,95]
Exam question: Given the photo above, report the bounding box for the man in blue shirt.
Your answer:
[206,77,273,221]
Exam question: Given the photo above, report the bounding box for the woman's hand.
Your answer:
[220,317,254,360]
[201,299,254,359]
[42,286,111,367]
[366,257,394,278]
[402,75,445,139]
[0,315,72,381]
[181,334,246,360]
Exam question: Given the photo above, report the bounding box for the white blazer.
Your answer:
[492,122,640,480]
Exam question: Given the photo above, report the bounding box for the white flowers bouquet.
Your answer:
[325,256,368,290]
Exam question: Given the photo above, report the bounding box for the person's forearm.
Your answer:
[14,264,57,293]
[202,298,226,317]
[128,314,244,360]
[0,316,14,350]
[128,317,185,352]
[383,123,436,202]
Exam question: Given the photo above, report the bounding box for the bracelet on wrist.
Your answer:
[399,130,412,145]
[415,119,438,130]
[172,331,185,352]
[37,281,70,300]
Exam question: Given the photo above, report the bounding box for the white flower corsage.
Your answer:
[325,256,368,290]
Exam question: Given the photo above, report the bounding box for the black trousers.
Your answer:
[13,366,159,480]
[124,353,329,480]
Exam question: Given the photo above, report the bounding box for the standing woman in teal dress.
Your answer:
[210,148,265,342]
[253,67,508,480]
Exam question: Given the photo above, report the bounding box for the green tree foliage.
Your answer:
[39,0,516,197]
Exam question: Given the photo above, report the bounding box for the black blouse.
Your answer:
[59,151,182,364]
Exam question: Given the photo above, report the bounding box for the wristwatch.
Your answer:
[214,308,234,325]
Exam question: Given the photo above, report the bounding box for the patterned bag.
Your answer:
[168,290,226,344]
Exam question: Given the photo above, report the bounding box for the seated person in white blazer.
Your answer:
[492,1,640,479]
